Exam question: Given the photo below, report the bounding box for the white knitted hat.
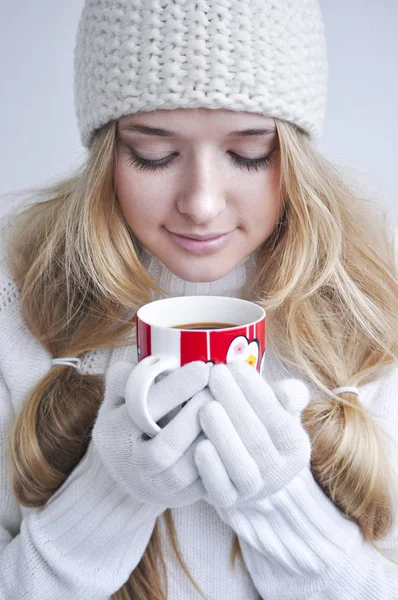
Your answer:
[74,0,328,148]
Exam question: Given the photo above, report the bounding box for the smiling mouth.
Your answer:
[166,229,236,255]
[167,231,232,241]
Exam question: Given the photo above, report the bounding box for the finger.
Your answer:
[272,379,311,417]
[199,401,264,498]
[145,434,207,501]
[158,476,206,507]
[208,364,280,463]
[226,361,305,452]
[132,388,212,475]
[194,439,238,508]
[148,361,211,422]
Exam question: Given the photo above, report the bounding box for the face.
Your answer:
[115,108,283,282]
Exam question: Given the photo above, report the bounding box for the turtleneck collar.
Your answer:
[139,246,258,300]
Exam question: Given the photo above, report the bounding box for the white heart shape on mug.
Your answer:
[226,335,259,369]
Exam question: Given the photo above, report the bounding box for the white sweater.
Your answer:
[0,214,397,599]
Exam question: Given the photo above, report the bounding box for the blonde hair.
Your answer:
[7,117,398,599]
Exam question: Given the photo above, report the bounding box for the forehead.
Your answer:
[118,108,276,140]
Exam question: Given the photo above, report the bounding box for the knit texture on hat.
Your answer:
[74,0,328,148]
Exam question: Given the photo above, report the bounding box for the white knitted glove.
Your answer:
[194,361,312,508]
[194,362,363,599]
[92,360,211,508]
[10,360,211,599]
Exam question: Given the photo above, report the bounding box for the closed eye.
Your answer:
[126,149,278,173]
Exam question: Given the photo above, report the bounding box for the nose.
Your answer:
[176,155,227,225]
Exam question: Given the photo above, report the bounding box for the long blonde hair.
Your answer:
[7,118,398,599]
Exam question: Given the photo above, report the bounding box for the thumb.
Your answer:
[148,361,211,423]
[271,379,311,417]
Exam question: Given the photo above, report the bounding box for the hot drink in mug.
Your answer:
[126,296,266,437]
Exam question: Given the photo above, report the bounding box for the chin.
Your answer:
[164,255,238,283]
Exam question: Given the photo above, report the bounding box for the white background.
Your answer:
[0,0,397,223]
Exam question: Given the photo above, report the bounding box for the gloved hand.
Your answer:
[92,359,211,507]
[192,356,363,600]
[193,360,312,508]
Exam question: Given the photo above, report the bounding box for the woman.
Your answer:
[0,0,397,598]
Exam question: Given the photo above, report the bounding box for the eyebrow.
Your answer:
[119,124,276,137]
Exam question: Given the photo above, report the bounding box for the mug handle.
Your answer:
[125,355,180,438]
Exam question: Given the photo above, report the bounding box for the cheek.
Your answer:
[239,171,282,226]
[115,163,170,226]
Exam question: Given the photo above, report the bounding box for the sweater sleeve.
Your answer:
[223,469,398,600]
[219,365,398,600]
[0,367,164,599]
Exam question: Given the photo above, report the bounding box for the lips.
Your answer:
[169,232,231,241]
[167,229,236,255]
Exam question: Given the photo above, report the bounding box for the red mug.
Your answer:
[126,296,266,437]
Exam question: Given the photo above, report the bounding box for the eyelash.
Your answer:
[126,149,277,173]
